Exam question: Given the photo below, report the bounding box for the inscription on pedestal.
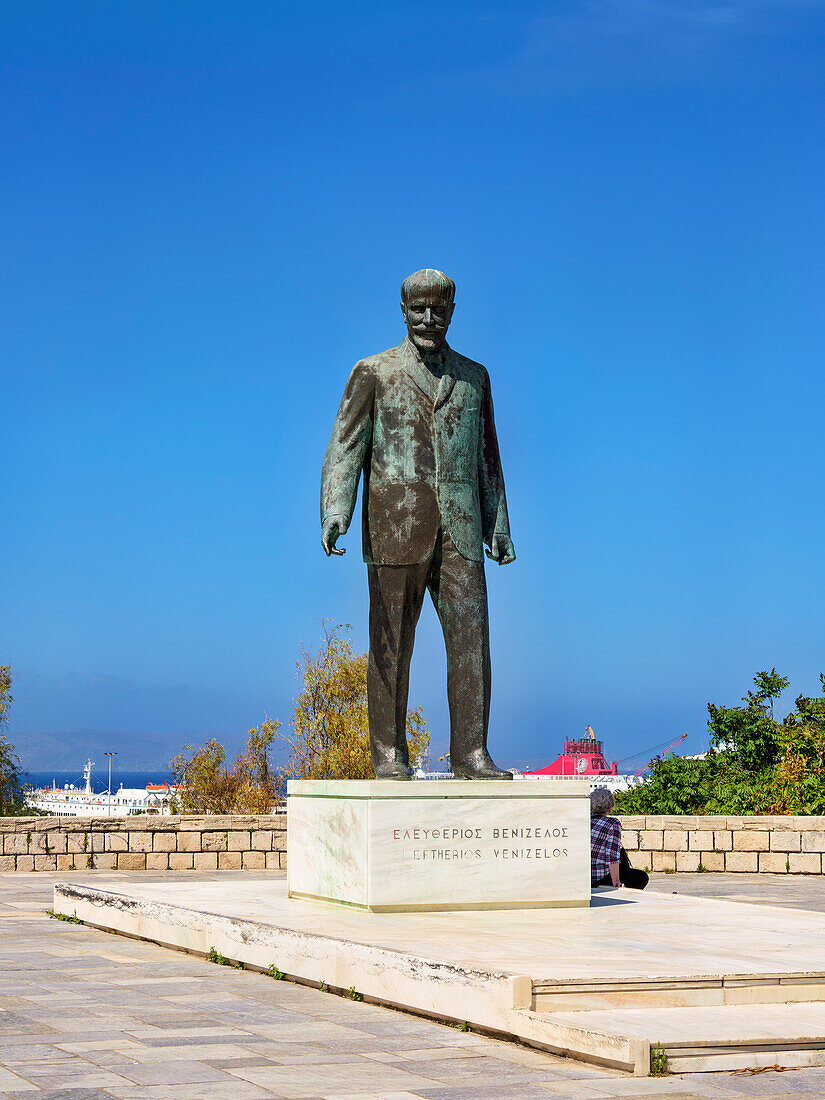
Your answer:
[287,779,591,912]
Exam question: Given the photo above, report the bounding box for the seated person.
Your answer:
[590,786,648,890]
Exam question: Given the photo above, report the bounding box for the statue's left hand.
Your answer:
[486,534,516,565]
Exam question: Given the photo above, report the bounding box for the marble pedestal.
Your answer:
[286,778,591,911]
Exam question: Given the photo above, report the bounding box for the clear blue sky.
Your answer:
[3,0,824,771]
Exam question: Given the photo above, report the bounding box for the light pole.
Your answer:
[104,752,117,817]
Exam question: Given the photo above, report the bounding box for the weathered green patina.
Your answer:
[321,270,515,779]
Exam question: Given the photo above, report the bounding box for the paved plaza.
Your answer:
[1,871,824,1100]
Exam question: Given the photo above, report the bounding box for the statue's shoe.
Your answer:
[452,753,513,780]
[374,760,413,780]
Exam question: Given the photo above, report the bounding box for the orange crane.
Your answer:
[633,732,689,778]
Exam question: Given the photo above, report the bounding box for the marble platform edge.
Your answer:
[52,879,649,1076]
[287,889,589,913]
[287,778,591,798]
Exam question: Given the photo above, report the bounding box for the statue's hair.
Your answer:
[590,786,615,816]
[400,269,455,305]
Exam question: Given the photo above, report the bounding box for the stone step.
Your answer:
[532,972,825,1010]
[540,1001,825,1072]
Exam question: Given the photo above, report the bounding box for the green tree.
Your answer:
[616,670,825,817]
[707,669,788,773]
[170,720,281,814]
[277,622,430,782]
[773,676,825,814]
[0,666,28,816]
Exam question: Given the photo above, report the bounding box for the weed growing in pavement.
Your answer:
[349,985,363,1001]
[268,965,285,980]
[207,947,230,966]
[46,910,82,924]
[650,1044,669,1076]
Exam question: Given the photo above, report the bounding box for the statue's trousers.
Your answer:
[366,528,491,773]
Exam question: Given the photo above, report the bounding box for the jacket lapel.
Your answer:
[434,348,458,410]
[399,337,437,401]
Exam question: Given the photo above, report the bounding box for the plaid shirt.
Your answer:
[591,814,622,884]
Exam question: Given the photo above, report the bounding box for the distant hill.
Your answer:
[11,727,246,772]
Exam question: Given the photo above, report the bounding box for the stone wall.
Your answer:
[5,812,825,875]
[620,815,825,873]
[0,815,286,872]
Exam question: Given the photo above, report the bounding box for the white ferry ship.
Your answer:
[27,760,177,818]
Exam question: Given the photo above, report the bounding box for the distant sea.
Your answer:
[25,770,174,793]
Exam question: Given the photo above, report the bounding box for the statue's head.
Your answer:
[400,269,455,356]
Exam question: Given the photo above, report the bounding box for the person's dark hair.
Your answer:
[590,786,615,815]
[400,269,455,306]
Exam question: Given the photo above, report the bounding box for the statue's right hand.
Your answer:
[321,517,347,557]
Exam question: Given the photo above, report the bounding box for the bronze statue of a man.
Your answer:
[321,269,515,779]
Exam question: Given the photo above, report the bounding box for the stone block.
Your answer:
[90,832,106,852]
[732,830,770,851]
[202,831,227,852]
[621,829,639,851]
[176,830,201,852]
[616,815,646,829]
[759,851,790,873]
[770,831,802,852]
[169,852,194,870]
[0,855,16,871]
[803,831,825,853]
[29,832,49,854]
[675,851,701,872]
[105,832,129,852]
[788,852,822,874]
[3,833,29,855]
[638,830,664,851]
[218,851,242,870]
[288,779,591,911]
[95,853,118,871]
[688,831,714,851]
[227,830,251,851]
[266,851,281,870]
[713,830,733,851]
[152,832,176,852]
[698,851,725,872]
[651,850,676,872]
[34,855,57,871]
[67,833,89,854]
[679,816,723,830]
[117,853,146,870]
[56,854,78,870]
[242,850,266,870]
[193,851,218,870]
[128,831,153,852]
[251,830,274,851]
[16,854,34,871]
[50,831,68,854]
[146,853,169,870]
[663,830,688,851]
[725,850,758,872]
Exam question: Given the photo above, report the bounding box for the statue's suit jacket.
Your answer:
[321,336,511,566]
